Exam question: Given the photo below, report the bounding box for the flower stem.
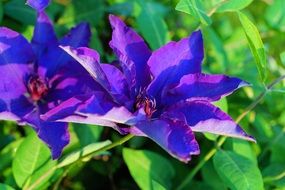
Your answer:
[176,74,285,190]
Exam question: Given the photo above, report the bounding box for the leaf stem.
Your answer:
[176,74,285,190]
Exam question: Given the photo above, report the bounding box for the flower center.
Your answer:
[135,93,156,117]
[27,75,48,101]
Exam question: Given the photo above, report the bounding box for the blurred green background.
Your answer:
[0,0,285,189]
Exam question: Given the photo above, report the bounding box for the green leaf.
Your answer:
[262,163,285,185]
[265,0,285,31]
[213,150,264,190]
[0,139,23,172]
[73,123,103,147]
[123,148,175,190]
[151,180,167,190]
[270,127,285,163]
[58,0,104,26]
[12,132,56,188]
[0,183,15,190]
[135,0,170,49]
[203,27,229,73]
[175,0,212,25]
[216,0,253,12]
[213,97,228,112]
[57,140,111,168]
[4,0,36,25]
[232,139,257,164]
[238,12,267,82]
[201,161,227,190]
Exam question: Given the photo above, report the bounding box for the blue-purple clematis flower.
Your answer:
[42,15,255,162]
[0,0,99,159]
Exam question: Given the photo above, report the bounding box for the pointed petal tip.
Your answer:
[26,0,50,12]
[238,80,251,88]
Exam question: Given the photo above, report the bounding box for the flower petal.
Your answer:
[168,101,255,142]
[0,96,34,122]
[37,122,69,159]
[44,69,102,109]
[165,73,249,105]
[60,22,91,48]
[26,0,50,12]
[101,64,131,105]
[41,92,138,133]
[109,15,151,93]
[32,11,57,56]
[147,31,203,102]
[0,27,35,120]
[39,23,91,78]
[131,118,200,162]
[24,110,70,159]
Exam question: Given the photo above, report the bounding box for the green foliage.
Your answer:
[175,0,212,25]
[0,183,15,190]
[12,132,56,189]
[4,0,36,25]
[134,0,170,49]
[215,0,253,12]
[213,150,264,190]
[265,0,285,31]
[238,12,267,83]
[123,148,175,190]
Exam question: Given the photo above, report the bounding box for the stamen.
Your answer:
[135,91,156,117]
[27,75,48,101]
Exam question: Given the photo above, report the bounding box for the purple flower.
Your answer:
[0,0,99,159]
[42,15,254,162]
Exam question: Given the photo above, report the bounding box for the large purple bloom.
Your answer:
[0,0,99,159]
[42,15,254,162]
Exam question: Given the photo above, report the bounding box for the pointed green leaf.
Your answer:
[152,180,167,190]
[216,0,253,12]
[123,148,175,190]
[175,0,212,25]
[135,0,170,49]
[213,150,264,190]
[238,12,267,82]
[12,132,56,188]
[4,0,36,25]
[232,139,257,164]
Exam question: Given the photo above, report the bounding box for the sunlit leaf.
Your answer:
[175,0,212,25]
[12,132,56,188]
[123,148,175,190]
[213,150,264,190]
[232,139,257,164]
[238,12,267,82]
[73,123,103,147]
[216,0,253,12]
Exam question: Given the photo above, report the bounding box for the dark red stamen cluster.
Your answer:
[27,75,48,101]
[135,94,156,117]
